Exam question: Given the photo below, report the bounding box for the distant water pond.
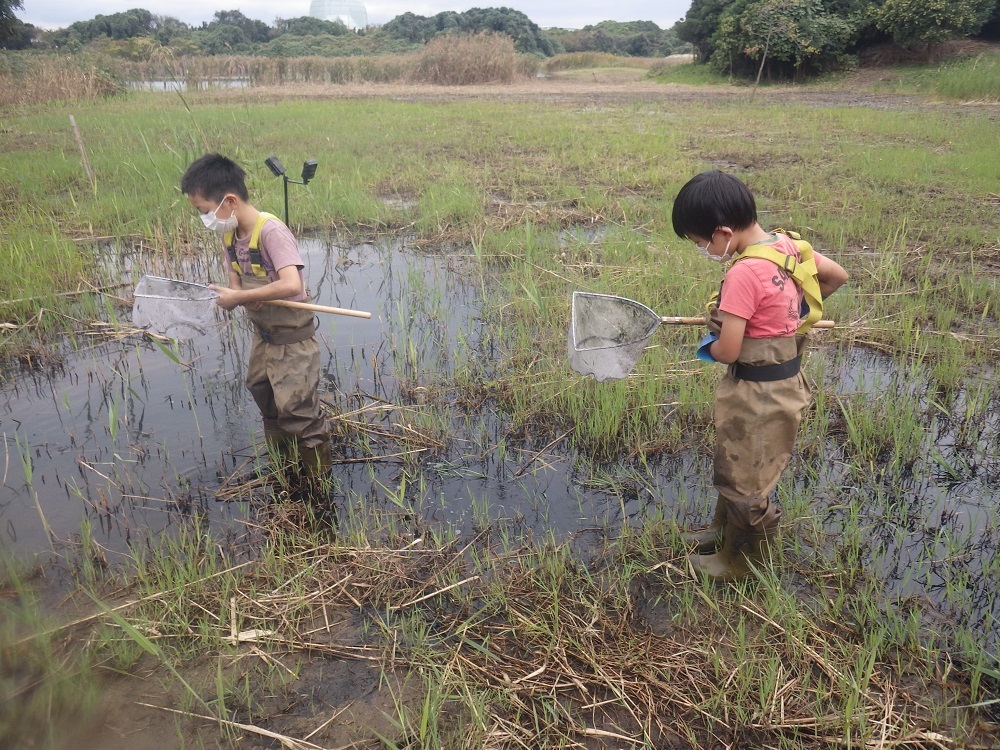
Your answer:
[128,78,249,92]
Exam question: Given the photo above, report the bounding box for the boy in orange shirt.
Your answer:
[672,171,848,581]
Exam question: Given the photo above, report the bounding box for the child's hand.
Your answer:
[705,305,723,336]
[209,284,241,311]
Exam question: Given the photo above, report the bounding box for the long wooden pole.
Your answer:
[659,316,835,328]
[263,298,371,319]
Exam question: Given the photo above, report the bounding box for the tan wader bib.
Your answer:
[242,276,328,450]
[713,335,812,532]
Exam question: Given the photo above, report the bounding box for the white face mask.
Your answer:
[200,198,238,233]
[697,236,733,263]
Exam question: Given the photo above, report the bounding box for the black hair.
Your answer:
[671,170,757,240]
[180,153,250,202]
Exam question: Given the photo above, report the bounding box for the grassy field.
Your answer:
[1,54,999,749]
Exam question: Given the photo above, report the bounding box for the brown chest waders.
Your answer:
[241,276,330,478]
[689,335,813,581]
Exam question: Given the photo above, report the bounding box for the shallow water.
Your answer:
[1,237,997,647]
[0,237,700,566]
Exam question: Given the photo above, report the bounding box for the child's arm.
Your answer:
[211,265,303,311]
[817,255,849,299]
[709,311,747,364]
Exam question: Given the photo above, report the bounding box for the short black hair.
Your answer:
[671,170,757,240]
[180,153,250,202]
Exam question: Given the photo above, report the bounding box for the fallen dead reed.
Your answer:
[18,510,994,749]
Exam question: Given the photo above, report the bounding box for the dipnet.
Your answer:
[568,291,661,381]
[132,275,219,339]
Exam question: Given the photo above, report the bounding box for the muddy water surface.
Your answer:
[1,237,997,648]
[0,237,686,565]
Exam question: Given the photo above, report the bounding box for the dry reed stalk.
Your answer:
[68,115,96,190]
[409,32,527,85]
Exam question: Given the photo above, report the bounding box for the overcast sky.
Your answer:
[20,1,692,32]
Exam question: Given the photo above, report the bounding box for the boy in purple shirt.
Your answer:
[181,153,330,485]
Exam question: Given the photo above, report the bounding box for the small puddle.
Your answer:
[1,239,997,650]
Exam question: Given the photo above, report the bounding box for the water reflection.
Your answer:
[0,239,996,650]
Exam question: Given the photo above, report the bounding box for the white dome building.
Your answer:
[309,0,368,30]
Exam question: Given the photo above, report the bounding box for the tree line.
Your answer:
[0,5,688,60]
[677,0,1000,79]
[4,1,996,78]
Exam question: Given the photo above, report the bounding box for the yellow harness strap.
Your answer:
[224,212,280,278]
[731,229,824,334]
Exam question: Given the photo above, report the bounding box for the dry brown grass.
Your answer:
[408,32,538,85]
[0,55,123,108]
[86,516,996,750]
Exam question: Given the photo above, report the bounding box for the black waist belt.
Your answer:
[254,318,317,345]
[730,355,801,382]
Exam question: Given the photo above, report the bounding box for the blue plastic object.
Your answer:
[696,332,719,362]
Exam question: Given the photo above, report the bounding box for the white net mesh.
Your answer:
[132,275,219,339]
[568,292,661,381]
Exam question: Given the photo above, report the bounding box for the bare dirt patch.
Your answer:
[190,69,998,114]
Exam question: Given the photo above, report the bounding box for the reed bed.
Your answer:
[0,54,124,107]
[118,52,413,87]
[111,33,539,88]
[409,32,535,85]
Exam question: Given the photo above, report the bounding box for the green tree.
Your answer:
[676,0,733,61]
[150,15,190,45]
[48,8,155,45]
[0,0,23,45]
[708,0,855,78]
[273,16,349,37]
[206,10,269,44]
[1,18,34,49]
[381,7,559,56]
[871,0,996,48]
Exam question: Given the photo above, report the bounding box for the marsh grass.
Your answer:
[38,508,997,748]
[875,49,1000,102]
[3,58,1000,749]
[0,556,100,747]
[409,33,536,85]
[543,52,663,72]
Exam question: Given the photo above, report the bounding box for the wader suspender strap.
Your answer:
[224,212,280,278]
[732,230,824,334]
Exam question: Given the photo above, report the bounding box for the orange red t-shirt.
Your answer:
[718,233,827,338]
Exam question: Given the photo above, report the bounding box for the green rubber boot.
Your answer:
[688,521,774,582]
[681,494,727,554]
[301,441,333,480]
